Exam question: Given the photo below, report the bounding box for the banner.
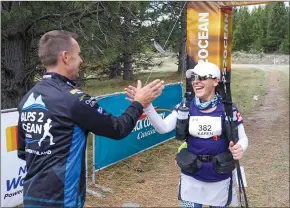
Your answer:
[94,83,183,170]
[187,1,233,75]
[216,1,274,7]
[1,110,26,207]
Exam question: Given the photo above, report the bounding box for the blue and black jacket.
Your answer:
[17,72,143,207]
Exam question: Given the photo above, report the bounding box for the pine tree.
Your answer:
[265,2,287,52]
[1,1,102,108]
[250,6,265,52]
[279,5,289,53]
[233,7,252,51]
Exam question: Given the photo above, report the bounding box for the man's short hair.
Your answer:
[38,30,78,67]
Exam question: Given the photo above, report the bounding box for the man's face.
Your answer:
[65,38,83,80]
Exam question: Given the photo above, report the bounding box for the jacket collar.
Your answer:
[42,72,76,88]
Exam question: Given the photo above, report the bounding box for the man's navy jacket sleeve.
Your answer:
[17,115,26,161]
[70,93,143,139]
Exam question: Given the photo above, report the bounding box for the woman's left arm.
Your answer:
[229,104,248,159]
[237,123,248,152]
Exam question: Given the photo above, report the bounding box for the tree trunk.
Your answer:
[121,6,133,81]
[178,2,187,73]
[109,60,121,79]
[116,61,122,76]
[76,70,85,88]
[123,53,133,80]
[1,33,34,109]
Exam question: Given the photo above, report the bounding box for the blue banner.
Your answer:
[94,83,183,170]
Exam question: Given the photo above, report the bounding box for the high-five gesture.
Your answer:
[126,79,164,108]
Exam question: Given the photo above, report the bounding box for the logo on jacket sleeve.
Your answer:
[233,111,243,122]
[70,89,83,95]
[97,107,103,114]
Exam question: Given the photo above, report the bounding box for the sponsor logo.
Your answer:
[213,135,219,141]
[133,107,171,140]
[6,126,18,152]
[79,94,85,101]
[43,74,52,79]
[138,107,171,120]
[4,166,27,200]
[85,98,97,107]
[236,112,243,122]
[97,107,103,114]
[70,89,83,94]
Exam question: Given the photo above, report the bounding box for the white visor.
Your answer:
[186,62,221,79]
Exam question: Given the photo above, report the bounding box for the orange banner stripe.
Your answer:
[14,126,18,150]
[6,126,18,152]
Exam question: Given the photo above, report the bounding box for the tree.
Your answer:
[265,2,288,52]
[232,7,252,51]
[178,1,187,73]
[1,1,104,109]
[232,2,288,54]
[1,1,162,107]
[279,5,289,53]
[91,1,158,80]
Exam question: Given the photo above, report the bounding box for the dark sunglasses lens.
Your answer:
[191,75,199,81]
[191,74,216,81]
[191,75,207,81]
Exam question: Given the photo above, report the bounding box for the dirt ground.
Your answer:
[85,62,289,207]
[241,69,289,207]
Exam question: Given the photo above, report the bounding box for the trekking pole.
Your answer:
[219,79,249,208]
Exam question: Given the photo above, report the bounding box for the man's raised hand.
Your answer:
[125,79,164,108]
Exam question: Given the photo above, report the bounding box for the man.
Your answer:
[17,30,164,207]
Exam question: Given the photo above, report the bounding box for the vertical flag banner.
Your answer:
[186,1,233,76]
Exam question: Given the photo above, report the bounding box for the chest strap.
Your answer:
[197,155,213,162]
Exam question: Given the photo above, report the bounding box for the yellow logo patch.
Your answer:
[70,89,83,95]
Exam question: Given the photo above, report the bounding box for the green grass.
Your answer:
[231,68,268,114]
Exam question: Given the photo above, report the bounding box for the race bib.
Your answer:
[189,116,222,139]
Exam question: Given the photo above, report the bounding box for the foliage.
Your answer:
[233,2,289,53]
[1,1,288,108]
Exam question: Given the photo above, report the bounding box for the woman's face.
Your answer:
[191,74,219,101]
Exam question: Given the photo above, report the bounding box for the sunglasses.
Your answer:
[190,74,217,82]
